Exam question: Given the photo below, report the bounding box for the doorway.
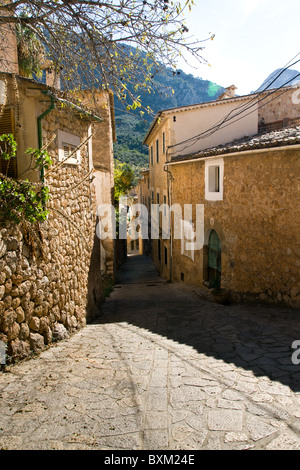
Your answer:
[207,229,221,289]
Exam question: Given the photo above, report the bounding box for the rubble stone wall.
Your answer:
[0,104,102,363]
[170,147,300,308]
[259,86,300,124]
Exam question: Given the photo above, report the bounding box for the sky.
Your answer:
[177,0,300,95]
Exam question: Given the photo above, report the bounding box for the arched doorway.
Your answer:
[208,229,221,289]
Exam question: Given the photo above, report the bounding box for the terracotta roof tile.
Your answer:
[171,126,300,162]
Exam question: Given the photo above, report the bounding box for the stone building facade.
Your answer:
[142,83,300,308]
[78,90,116,277]
[168,128,300,307]
[135,169,151,256]
[0,73,113,362]
[143,89,259,282]
[259,85,300,130]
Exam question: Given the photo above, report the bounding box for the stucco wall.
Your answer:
[169,97,258,158]
[0,12,19,75]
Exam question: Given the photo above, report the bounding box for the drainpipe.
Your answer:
[163,162,173,283]
[37,92,56,181]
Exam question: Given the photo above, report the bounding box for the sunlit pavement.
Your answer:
[1,255,300,450]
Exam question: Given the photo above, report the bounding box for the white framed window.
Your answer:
[58,129,81,165]
[205,157,224,201]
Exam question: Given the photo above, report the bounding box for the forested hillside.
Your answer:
[113,65,225,177]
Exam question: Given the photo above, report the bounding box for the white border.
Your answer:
[58,129,81,165]
[205,157,224,201]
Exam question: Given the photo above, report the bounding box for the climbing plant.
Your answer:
[16,22,45,79]
[0,134,51,225]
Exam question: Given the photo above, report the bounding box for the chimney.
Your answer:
[217,85,237,100]
[0,0,19,74]
[45,67,61,90]
[40,59,61,90]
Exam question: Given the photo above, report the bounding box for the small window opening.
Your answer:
[208,165,220,193]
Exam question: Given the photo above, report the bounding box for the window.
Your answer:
[208,165,220,193]
[150,146,153,166]
[163,132,166,154]
[156,139,159,163]
[164,246,168,265]
[63,143,77,160]
[205,158,224,201]
[157,192,159,204]
[58,130,81,165]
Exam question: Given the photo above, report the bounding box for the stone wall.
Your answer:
[259,86,300,125]
[170,147,300,308]
[79,90,116,279]
[0,221,85,362]
[0,97,103,363]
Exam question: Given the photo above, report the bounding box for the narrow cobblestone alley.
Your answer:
[1,254,300,450]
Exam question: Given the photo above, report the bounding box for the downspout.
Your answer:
[164,150,174,283]
[37,92,56,181]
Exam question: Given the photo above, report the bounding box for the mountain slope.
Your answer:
[113,66,225,172]
[114,66,300,176]
[256,68,300,92]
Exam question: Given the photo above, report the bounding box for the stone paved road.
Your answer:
[1,255,300,450]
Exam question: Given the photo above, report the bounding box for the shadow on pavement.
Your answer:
[97,254,300,392]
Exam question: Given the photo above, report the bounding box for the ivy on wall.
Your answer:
[0,133,52,256]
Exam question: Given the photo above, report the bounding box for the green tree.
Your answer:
[113,159,135,239]
[114,159,135,204]
[0,0,213,113]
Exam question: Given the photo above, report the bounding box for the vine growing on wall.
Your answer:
[0,133,52,255]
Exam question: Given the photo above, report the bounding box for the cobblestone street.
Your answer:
[1,255,300,450]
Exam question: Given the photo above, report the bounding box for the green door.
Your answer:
[208,230,221,288]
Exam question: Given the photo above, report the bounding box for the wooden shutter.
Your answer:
[63,143,77,162]
[0,106,17,178]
